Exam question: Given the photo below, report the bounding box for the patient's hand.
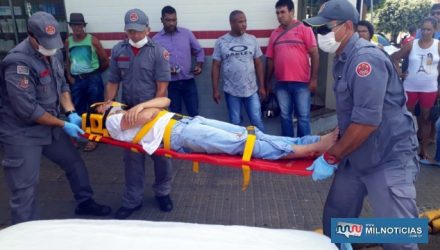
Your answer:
[96,100,113,114]
[123,105,144,126]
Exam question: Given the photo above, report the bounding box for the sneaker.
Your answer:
[114,204,142,220]
[75,199,112,216]
[155,195,173,212]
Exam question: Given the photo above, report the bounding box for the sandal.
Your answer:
[419,158,440,167]
[83,141,98,152]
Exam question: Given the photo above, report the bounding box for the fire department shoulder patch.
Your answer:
[163,50,170,61]
[355,62,372,77]
[18,77,30,89]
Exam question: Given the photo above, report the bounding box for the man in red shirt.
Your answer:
[402,25,416,47]
[265,0,319,137]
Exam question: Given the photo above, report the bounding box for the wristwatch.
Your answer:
[323,152,340,165]
[65,110,76,117]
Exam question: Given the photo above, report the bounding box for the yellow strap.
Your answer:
[163,118,178,158]
[241,126,256,191]
[192,161,200,173]
[94,135,102,142]
[132,110,168,144]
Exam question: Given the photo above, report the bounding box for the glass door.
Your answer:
[0,0,67,59]
[0,0,20,58]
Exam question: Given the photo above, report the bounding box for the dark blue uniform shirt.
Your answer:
[108,39,170,107]
[0,39,68,145]
[333,34,418,172]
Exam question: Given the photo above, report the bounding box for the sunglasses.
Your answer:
[314,21,345,35]
[431,11,440,16]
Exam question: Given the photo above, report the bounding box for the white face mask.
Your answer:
[317,32,341,54]
[129,36,148,48]
[38,45,57,56]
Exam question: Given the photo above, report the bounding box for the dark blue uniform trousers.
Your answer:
[2,130,93,224]
[122,150,173,209]
[323,157,419,250]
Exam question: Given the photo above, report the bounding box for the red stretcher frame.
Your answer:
[83,132,314,177]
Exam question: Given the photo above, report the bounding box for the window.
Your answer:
[0,0,67,59]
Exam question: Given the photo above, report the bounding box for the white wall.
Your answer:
[64,0,300,49]
[64,0,299,32]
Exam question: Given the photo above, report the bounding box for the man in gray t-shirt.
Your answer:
[212,10,265,131]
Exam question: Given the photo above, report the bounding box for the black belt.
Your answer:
[74,70,99,80]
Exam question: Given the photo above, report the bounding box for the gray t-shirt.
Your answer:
[212,33,262,97]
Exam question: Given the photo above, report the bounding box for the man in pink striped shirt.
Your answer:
[265,0,319,137]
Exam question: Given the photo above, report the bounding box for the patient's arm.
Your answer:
[123,97,171,127]
[120,108,161,130]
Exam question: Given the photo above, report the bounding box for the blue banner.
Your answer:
[331,218,428,243]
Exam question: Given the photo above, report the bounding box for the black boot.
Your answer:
[155,195,173,212]
[75,199,112,216]
[114,204,142,220]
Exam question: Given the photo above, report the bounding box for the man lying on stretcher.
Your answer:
[98,97,338,160]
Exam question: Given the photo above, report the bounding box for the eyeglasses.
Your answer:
[431,11,440,16]
[314,21,345,35]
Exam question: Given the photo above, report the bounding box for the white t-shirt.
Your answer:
[106,112,175,154]
[404,39,440,92]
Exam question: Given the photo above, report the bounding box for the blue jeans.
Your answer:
[168,78,198,117]
[276,82,311,137]
[170,116,319,160]
[224,92,265,132]
[435,118,440,161]
[71,73,104,115]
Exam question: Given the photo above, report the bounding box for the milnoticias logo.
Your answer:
[336,222,363,238]
[331,218,428,244]
[363,224,423,236]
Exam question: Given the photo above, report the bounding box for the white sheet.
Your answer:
[0,219,337,250]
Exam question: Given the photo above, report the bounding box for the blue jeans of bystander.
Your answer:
[71,73,104,115]
[168,78,199,117]
[276,82,311,137]
[224,92,265,132]
[435,118,440,161]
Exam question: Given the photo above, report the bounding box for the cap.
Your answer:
[303,0,359,27]
[68,13,87,25]
[124,8,149,31]
[28,11,63,49]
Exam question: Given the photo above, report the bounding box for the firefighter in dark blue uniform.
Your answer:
[0,12,111,224]
[104,9,173,219]
[304,1,419,250]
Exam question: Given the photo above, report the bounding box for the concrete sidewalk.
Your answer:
[1,115,440,249]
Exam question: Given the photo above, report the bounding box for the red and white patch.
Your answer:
[356,62,372,77]
[129,12,139,22]
[163,50,170,61]
[45,25,56,35]
[18,77,30,89]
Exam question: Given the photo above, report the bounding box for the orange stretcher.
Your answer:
[81,103,313,190]
[84,132,313,190]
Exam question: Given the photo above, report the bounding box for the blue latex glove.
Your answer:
[63,121,85,139]
[340,243,353,250]
[68,112,82,127]
[306,155,338,181]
